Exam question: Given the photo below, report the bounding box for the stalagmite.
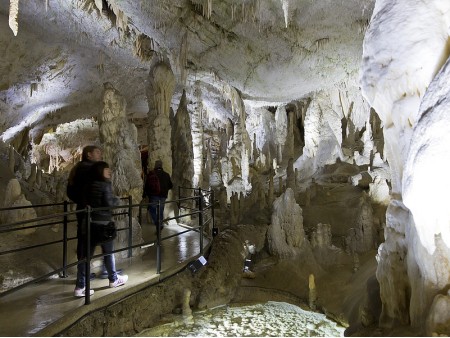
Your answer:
[9,0,19,36]
[267,188,304,258]
[36,167,42,188]
[146,61,176,176]
[100,82,143,203]
[27,163,37,190]
[8,145,15,173]
[182,288,194,324]
[309,274,317,310]
[172,90,194,195]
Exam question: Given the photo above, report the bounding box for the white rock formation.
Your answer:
[1,179,37,235]
[146,60,176,176]
[99,83,143,203]
[361,0,450,329]
[267,188,305,258]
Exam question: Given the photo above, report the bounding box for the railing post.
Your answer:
[85,206,91,305]
[156,199,161,274]
[211,190,217,237]
[128,195,133,258]
[61,201,69,278]
[198,188,204,254]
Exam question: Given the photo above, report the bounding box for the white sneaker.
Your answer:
[109,274,128,288]
[74,287,94,297]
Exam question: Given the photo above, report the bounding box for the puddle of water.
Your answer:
[137,301,345,337]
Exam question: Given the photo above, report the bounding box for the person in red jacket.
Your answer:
[144,159,173,231]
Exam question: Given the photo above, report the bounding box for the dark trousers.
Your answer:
[75,211,117,288]
[148,196,166,227]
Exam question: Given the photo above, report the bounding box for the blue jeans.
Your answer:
[148,196,166,227]
[76,237,117,288]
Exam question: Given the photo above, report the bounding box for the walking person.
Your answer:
[144,159,173,231]
[67,145,101,297]
[76,161,127,295]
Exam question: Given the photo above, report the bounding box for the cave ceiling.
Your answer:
[0,0,374,144]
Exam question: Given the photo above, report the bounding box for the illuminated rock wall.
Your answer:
[361,0,450,332]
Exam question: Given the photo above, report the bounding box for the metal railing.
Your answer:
[0,187,215,305]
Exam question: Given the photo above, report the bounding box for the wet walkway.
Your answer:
[0,222,207,336]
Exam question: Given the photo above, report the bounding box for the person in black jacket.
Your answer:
[145,159,173,231]
[74,161,128,297]
[67,145,101,297]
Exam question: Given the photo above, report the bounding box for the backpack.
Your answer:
[145,170,161,196]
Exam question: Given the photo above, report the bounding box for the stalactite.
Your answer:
[268,172,274,207]
[9,0,19,36]
[281,0,289,28]
[275,105,288,164]
[286,158,295,190]
[285,110,295,160]
[179,31,188,87]
[8,145,15,173]
[203,0,212,19]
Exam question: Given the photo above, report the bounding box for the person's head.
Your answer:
[154,159,163,169]
[82,145,102,162]
[91,161,111,181]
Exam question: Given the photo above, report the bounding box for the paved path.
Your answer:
[0,222,206,336]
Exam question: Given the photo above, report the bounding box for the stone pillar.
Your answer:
[191,82,204,188]
[172,89,194,195]
[100,83,143,203]
[146,60,176,176]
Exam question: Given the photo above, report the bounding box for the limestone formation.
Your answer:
[267,188,305,258]
[8,145,15,173]
[146,61,176,177]
[99,83,143,203]
[309,274,317,311]
[27,163,37,190]
[182,288,194,325]
[172,90,194,195]
[1,179,37,235]
[275,105,288,164]
[191,82,204,188]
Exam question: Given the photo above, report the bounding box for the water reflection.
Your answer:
[137,301,345,337]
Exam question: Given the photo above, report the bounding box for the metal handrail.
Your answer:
[0,187,214,305]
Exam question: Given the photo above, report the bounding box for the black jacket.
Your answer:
[154,168,173,198]
[87,180,119,222]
